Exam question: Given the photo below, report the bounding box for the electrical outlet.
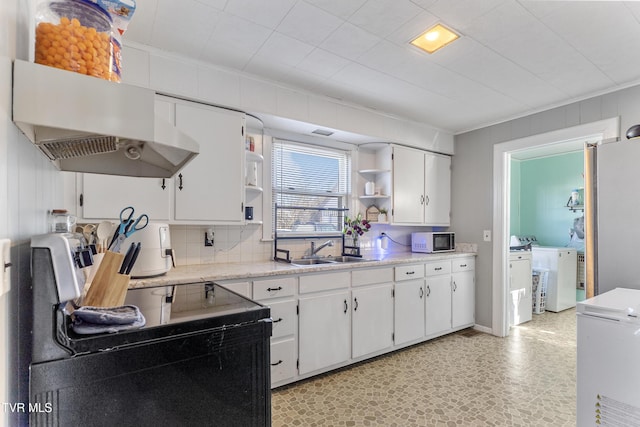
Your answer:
[204,229,214,247]
[483,230,491,242]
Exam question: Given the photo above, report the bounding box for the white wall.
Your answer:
[1,1,69,425]
[452,86,638,330]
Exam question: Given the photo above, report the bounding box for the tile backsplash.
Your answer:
[168,223,462,266]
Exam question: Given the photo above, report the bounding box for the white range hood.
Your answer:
[12,60,199,178]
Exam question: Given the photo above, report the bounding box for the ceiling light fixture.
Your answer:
[410,23,459,54]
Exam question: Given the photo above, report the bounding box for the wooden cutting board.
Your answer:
[83,251,130,307]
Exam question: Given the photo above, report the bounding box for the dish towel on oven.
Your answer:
[72,305,146,334]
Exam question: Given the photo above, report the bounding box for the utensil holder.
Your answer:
[83,251,130,307]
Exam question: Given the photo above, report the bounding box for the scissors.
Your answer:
[108,206,149,253]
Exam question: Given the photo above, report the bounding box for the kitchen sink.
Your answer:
[290,258,335,266]
[326,256,371,263]
[290,256,374,266]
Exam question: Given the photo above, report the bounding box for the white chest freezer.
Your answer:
[532,247,577,312]
[577,288,640,426]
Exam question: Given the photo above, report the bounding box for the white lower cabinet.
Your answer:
[452,258,476,329]
[270,339,296,384]
[394,280,425,345]
[298,289,351,375]
[352,284,394,358]
[425,260,452,337]
[256,255,475,388]
[251,276,298,386]
[394,264,426,346]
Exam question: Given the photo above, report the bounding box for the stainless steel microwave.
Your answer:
[411,232,455,253]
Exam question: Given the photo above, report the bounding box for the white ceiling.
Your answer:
[124,0,640,135]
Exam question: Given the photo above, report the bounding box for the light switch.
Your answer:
[0,239,10,297]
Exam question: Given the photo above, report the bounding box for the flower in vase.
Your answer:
[343,213,371,240]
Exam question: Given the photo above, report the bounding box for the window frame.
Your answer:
[272,138,352,238]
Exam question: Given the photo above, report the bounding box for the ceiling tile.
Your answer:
[319,22,381,60]
[348,0,424,38]
[444,41,567,107]
[538,2,640,86]
[193,0,229,10]
[223,0,297,29]
[356,40,414,75]
[151,0,222,58]
[296,48,351,78]
[251,32,315,67]
[305,0,368,20]
[123,0,158,45]
[199,44,257,69]
[199,13,273,68]
[409,0,438,10]
[463,1,535,45]
[276,2,344,45]
[427,0,507,31]
[385,10,439,45]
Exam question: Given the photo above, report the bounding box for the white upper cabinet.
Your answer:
[423,152,451,226]
[77,97,247,224]
[78,99,175,221]
[173,102,245,223]
[80,174,172,221]
[392,145,425,224]
[391,145,451,226]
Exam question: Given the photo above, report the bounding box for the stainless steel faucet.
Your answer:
[310,240,334,257]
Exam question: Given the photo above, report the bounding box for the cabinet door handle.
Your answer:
[406,271,415,275]
[354,297,359,311]
[420,195,425,205]
[453,281,457,291]
[178,173,184,191]
[435,267,442,271]
[271,360,283,366]
[344,299,348,314]
[419,287,424,299]
[267,286,283,292]
[426,285,431,297]
[161,178,166,190]
[425,195,430,205]
[273,317,283,323]
[460,264,467,268]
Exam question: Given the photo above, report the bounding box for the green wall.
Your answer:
[510,151,584,246]
[510,161,521,237]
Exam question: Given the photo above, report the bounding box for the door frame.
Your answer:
[491,117,619,337]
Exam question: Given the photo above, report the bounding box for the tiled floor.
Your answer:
[272,309,576,426]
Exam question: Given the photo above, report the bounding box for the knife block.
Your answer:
[83,251,130,307]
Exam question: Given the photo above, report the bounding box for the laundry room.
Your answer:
[508,145,586,327]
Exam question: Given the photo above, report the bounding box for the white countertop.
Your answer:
[129,251,477,289]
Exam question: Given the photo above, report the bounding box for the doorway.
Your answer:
[491,117,620,337]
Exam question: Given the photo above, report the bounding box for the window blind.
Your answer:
[272,140,350,234]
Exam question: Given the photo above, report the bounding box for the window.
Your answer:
[272,139,351,235]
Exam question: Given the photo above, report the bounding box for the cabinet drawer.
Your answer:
[425,260,451,276]
[352,267,393,287]
[263,299,296,339]
[253,277,296,300]
[452,257,475,272]
[395,264,425,281]
[299,271,350,294]
[217,281,251,299]
[270,339,296,384]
